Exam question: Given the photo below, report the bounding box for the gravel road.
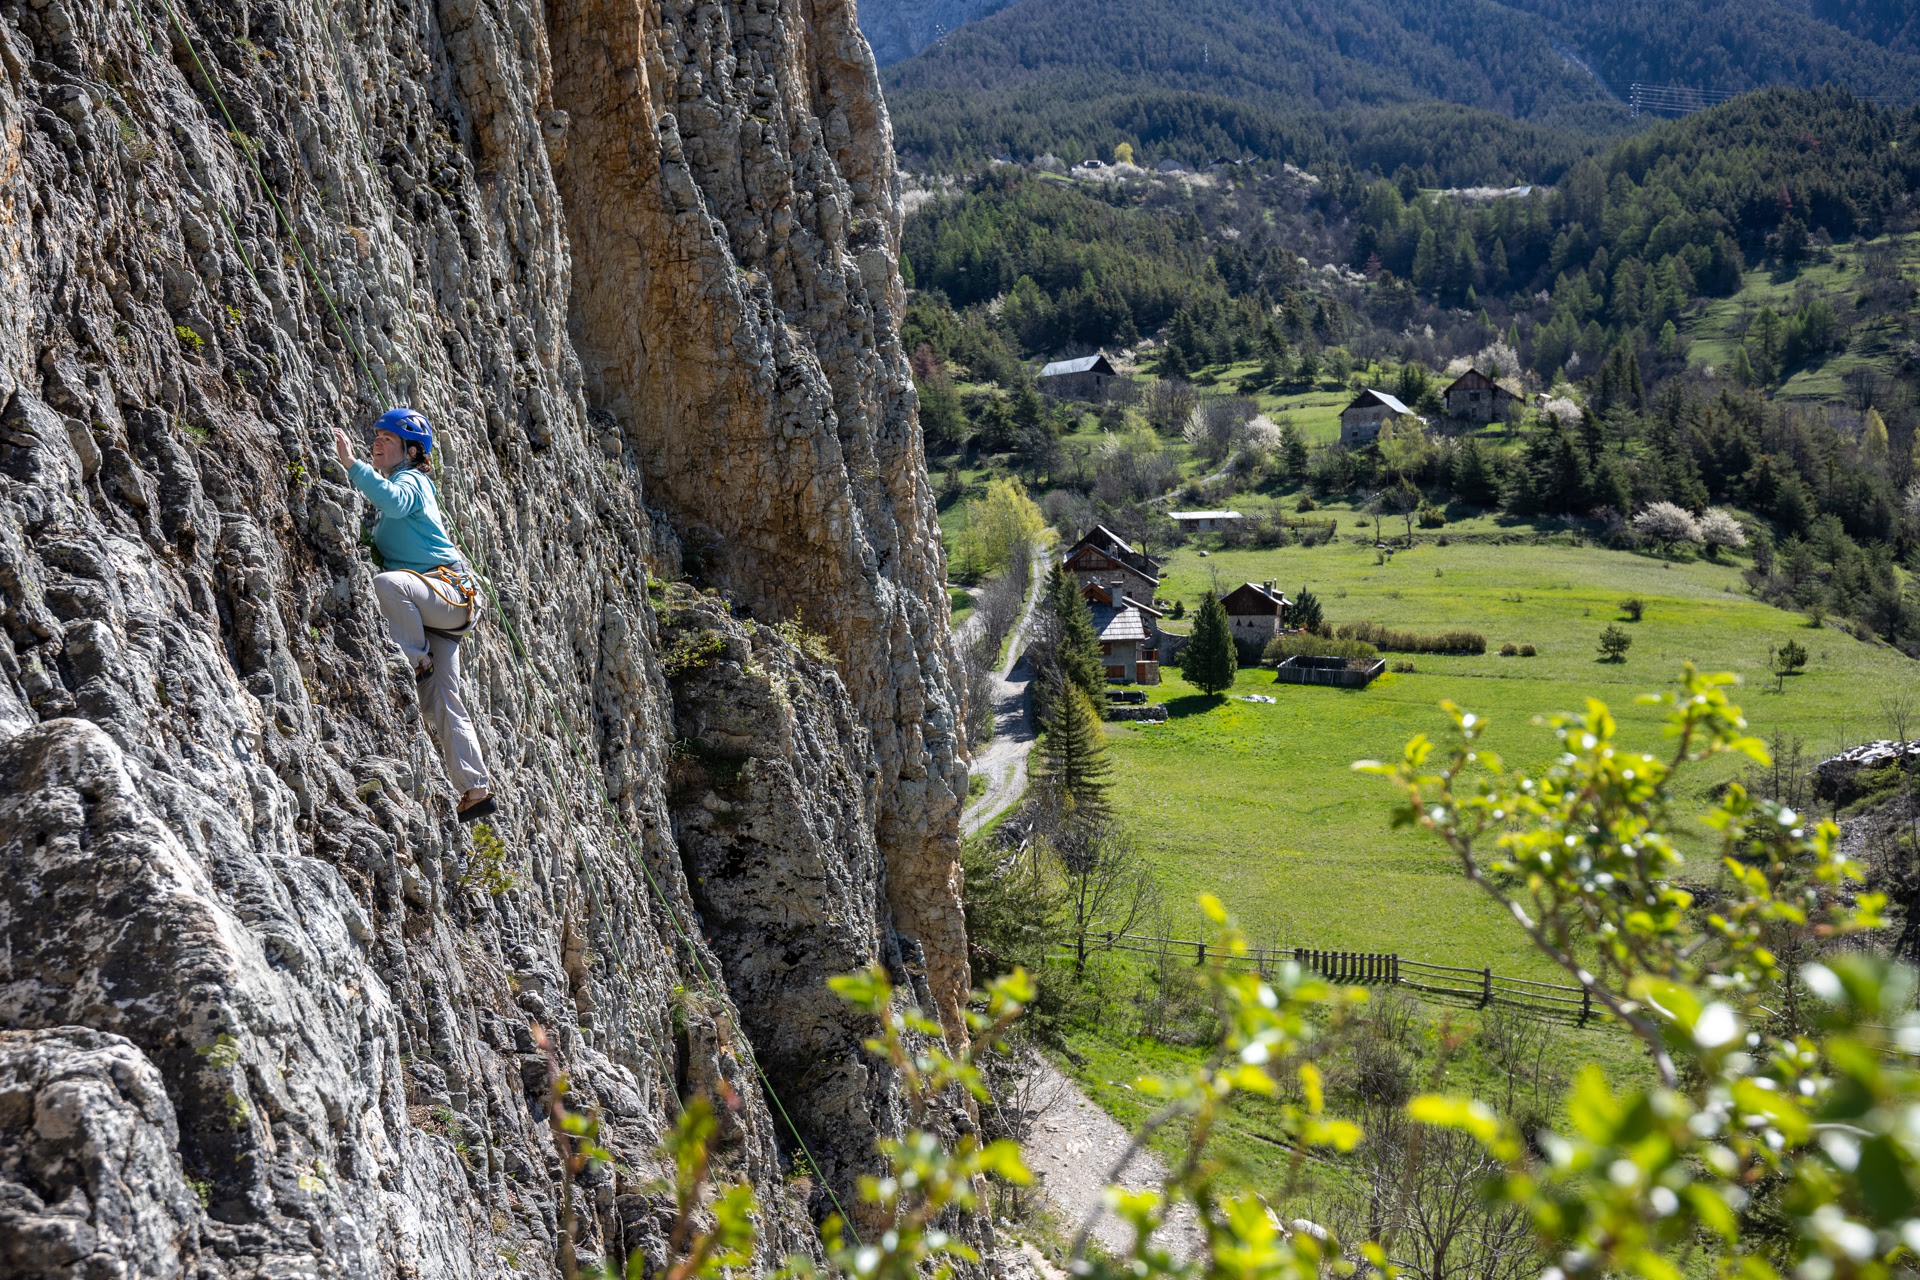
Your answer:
[962,544,1051,837]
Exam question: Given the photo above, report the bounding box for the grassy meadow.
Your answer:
[1107,534,1914,977]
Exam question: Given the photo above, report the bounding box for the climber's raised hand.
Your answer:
[333,427,355,470]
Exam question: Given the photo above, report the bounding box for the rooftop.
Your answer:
[1169,510,1243,521]
[1093,605,1151,643]
[1039,354,1115,378]
[1347,388,1418,418]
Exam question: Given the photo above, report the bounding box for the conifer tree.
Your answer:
[1046,567,1105,703]
[1036,678,1111,824]
[1179,590,1237,695]
[1288,586,1324,635]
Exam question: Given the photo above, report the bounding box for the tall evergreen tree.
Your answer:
[1289,587,1324,635]
[1036,678,1111,825]
[1046,567,1106,703]
[1179,590,1238,695]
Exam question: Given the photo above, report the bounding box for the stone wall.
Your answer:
[0,1,966,1274]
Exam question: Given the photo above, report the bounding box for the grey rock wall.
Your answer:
[0,0,966,1275]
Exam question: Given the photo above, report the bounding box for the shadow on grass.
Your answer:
[1163,694,1225,718]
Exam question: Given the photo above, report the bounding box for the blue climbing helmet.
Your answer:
[375,407,433,457]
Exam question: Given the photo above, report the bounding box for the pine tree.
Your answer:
[1046,567,1105,703]
[1289,587,1324,635]
[1179,590,1238,695]
[1036,678,1111,824]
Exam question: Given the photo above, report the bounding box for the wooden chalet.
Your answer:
[1442,369,1520,423]
[1220,581,1289,644]
[1339,388,1421,447]
[1063,524,1161,606]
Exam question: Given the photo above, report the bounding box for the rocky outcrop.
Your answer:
[1816,740,1920,805]
[0,1,965,1276]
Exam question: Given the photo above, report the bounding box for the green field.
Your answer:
[1106,536,1914,978]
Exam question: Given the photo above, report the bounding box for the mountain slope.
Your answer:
[880,0,1920,174]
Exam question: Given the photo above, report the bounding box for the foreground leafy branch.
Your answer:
[575,666,1920,1280]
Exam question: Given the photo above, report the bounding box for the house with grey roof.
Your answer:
[1083,578,1163,684]
[1339,388,1423,447]
[1037,353,1118,400]
[1169,510,1244,533]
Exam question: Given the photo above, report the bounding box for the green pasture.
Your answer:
[1106,537,1916,979]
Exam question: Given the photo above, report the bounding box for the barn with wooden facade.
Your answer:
[1442,369,1520,423]
[1063,524,1161,606]
[1338,388,1422,447]
[1219,581,1289,645]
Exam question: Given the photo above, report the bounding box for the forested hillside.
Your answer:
[882,0,1920,174]
[908,90,1920,649]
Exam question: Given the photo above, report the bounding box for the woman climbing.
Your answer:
[334,409,497,823]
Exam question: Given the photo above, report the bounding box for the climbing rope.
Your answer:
[138,0,864,1241]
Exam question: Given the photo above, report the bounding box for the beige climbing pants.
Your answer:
[373,570,490,796]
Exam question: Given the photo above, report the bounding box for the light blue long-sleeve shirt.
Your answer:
[348,460,465,574]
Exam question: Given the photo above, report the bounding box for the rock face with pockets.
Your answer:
[0,1,969,1275]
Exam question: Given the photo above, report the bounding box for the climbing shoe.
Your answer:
[458,794,497,824]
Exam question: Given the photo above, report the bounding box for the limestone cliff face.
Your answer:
[0,0,966,1275]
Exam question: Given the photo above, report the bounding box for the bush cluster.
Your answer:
[1334,621,1486,654]
[1498,642,1539,657]
[1263,633,1380,663]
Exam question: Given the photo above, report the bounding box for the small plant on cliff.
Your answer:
[460,822,518,896]
[662,630,727,678]
[174,324,204,352]
[772,610,835,664]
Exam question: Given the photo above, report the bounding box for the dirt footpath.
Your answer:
[1020,1057,1202,1261]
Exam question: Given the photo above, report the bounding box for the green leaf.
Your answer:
[1408,1094,1501,1145]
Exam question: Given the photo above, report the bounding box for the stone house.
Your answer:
[1442,369,1520,423]
[1063,524,1161,606]
[1338,388,1421,447]
[1219,581,1288,646]
[1038,353,1119,401]
[1084,579,1163,684]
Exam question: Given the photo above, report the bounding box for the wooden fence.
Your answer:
[1271,656,1387,689]
[1082,931,1605,1026]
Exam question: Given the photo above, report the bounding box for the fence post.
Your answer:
[1391,953,1400,984]
[1196,941,1206,967]
[1579,986,1591,1027]
[1481,967,1492,1008]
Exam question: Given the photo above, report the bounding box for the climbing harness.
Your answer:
[400,564,482,641]
[141,0,866,1242]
